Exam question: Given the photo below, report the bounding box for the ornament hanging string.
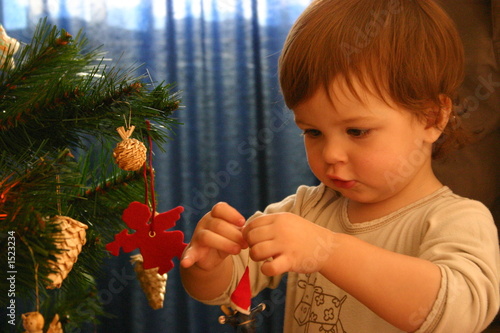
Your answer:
[56,174,62,215]
[123,102,133,131]
[143,120,157,235]
[20,236,40,312]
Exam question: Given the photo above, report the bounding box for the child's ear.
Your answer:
[424,94,452,143]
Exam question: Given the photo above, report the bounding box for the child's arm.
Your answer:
[180,202,248,301]
[322,233,440,332]
[244,212,440,332]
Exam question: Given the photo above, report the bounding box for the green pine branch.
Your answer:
[0,18,181,156]
[0,18,181,332]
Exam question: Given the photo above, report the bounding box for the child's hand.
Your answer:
[243,213,336,276]
[181,202,248,271]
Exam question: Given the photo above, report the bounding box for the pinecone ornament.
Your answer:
[113,126,147,171]
[22,311,44,333]
[46,216,88,289]
[131,254,167,310]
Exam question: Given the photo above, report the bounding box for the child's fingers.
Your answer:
[243,215,274,246]
[181,230,245,269]
[204,215,248,249]
[261,256,291,276]
[180,245,203,268]
[211,202,246,227]
[198,227,246,255]
[248,239,276,262]
[181,203,247,270]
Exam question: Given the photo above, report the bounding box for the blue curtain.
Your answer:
[1,0,316,331]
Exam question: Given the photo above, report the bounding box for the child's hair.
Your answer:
[279,0,466,158]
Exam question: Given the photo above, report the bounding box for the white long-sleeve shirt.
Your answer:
[203,184,500,332]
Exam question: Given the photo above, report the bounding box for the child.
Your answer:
[180,0,500,332]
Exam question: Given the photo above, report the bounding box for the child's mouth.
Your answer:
[332,179,356,189]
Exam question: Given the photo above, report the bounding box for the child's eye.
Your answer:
[301,129,322,137]
[346,128,370,137]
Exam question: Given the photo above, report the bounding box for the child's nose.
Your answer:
[322,139,347,165]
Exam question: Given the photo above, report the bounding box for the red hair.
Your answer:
[279,0,465,157]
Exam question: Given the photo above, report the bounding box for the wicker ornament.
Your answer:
[0,24,20,69]
[22,312,63,333]
[131,254,167,310]
[22,312,44,333]
[46,216,88,289]
[113,126,147,171]
[47,314,63,333]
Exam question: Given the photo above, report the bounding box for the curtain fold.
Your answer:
[1,0,315,331]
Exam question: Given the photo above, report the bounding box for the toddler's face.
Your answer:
[293,78,438,208]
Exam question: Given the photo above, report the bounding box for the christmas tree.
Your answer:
[0,19,180,332]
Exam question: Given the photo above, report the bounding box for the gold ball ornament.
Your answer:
[22,312,44,333]
[46,216,88,289]
[130,254,168,310]
[22,312,63,333]
[113,126,147,171]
